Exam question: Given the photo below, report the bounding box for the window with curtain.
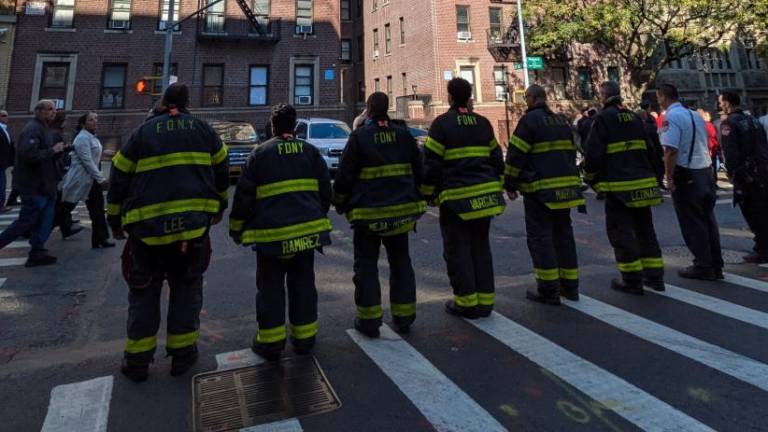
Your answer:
[456,5,470,35]
[203,64,224,106]
[158,0,180,30]
[204,0,225,33]
[294,65,314,104]
[101,64,127,109]
[249,66,268,106]
[51,0,75,28]
[108,0,131,29]
[252,0,270,32]
[295,0,313,33]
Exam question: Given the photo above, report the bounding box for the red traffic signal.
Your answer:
[135,78,150,95]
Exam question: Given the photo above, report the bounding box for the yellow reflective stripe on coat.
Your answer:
[455,293,478,308]
[357,305,383,319]
[444,146,491,160]
[290,321,319,340]
[489,138,499,149]
[230,218,244,232]
[141,227,208,246]
[112,151,137,173]
[583,171,597,182]
[125,335,157,354]
[641,257,664,269]
[257,325,287,343]
[135,152,214,173]
[626,198,663,208]
[595,177,658,193]
[380,221,417,236]
[530,140,575,154]
[391,303,416,317]
[509,135,531,153]
[212,144,228,164]
[256,178,319,199]
[534,268,560,281]
[559,268,579,280]
[167,330,200,349]
[606,140,647,155]
[617,260,643,272]
[242,218,332,243]
[123,198,221,225]
[518,176,582,193]
[438,181,502,203]
[359,163,413,180]
[107,203,121,216]
[419,184,435,196]
[218,190,229,201]
[546,199,586,210]
[477,292,495,306]
[348,201,426,221]
[459,206,505,220]
[504,164,521,177]
[424,137,445,156]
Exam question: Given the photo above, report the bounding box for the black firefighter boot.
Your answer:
[392,314,415,334]
[526,282,561,306]
[292,336,316,356]
[251,337,286,361]
[121,359,150,383]
[354,317,381,338]
[643,276,666,292]
[611,278,644,296]
[170,345,199,377]
[444,300,479,319]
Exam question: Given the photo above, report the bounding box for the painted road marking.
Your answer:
[348,324,506,432]
[761,264,768,269]
[722,273,768,293]
[0,257,26,267]
[40,376,113,432]
[469,312,714,432]
[6,241,28,249]
[565,296,768,392]
[647,284,768,331]
[716,199,732,206]
[240,419,304,432]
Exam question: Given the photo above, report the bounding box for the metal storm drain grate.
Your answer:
[192,356,341,432]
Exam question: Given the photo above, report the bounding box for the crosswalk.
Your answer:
[33,268,768,432]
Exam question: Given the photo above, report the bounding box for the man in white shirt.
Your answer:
[657,84,723,281]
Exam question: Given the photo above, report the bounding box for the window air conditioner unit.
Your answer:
[373,49,380,57]
[296,25,313,34]
[496,90,508,102]
[297,95,313,105]
[111,20,129,29]
[457,31,472,41]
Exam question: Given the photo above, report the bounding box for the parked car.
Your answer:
[295,118,351,173]
[390,118,429,148]
[209,121,261,179]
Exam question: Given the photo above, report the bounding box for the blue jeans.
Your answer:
[0,167,6,207]
[0,194,56,257]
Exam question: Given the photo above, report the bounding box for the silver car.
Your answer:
[295,118,351,173]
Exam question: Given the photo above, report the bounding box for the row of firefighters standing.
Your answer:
[106,79,767,382]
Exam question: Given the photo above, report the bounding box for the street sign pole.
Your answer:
[516,0,529,88]
[161,0,175,93]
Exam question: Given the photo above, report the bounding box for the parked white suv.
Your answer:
[295,118,351,173]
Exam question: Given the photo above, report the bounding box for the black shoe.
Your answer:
[354,317,381,338]
[292,337,315,356]
[560,288,580,301]
[93,241,116,249]
[392,315,415,333]
[678,266,717,281]
[444,300,479,319]
[121,359,149,383]
[170,347,199,377]
[526,290,561,305]
[475,305,493,318]
[251,339,285,361]
[743,253,768,264]
[715,269,724,280]
[643,279,666,292]
[61,225,83,239]
[611,279,644,295]
[24,255,57,267]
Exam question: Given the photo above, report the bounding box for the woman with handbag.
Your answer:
[60,112,114,248]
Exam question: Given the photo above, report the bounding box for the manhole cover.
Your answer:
[192,356,341,432]
[661,247,746,265]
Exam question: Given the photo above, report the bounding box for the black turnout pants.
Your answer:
[739,180,768,257]
[524,197,578,295]
[86,180,110,246]
[605,194,664,283]
[672,168,724,271]
[122,235,211,363]
[353,229,416,327]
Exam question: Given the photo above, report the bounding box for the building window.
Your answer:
[401,72,407,96]
[372,0,377,11]
[294,64,314,105]
[205,0,225,33]
[552,67,567,100]
[341,39,351,62]
[252,0,270,33]
[384,24,391,54]
[357,0,361,17]
[357,81,365,103]
[152,63,178,96]
[489,8,502,42]
[158,0,180,30]
[607,66,620,83]
[456,5,470,38]
[373,28,379,57]
[578,67,593,99]
[202,64,224,107]
[341,0,350,20]
[249,66,268,106]
[493,66,507,101]
[459,66,476,101]
[51,0,75,28]
[108,0,132,30]
[386,76,393,107]
[746,48,762,70]
[100,64,126,109]
[40,63,70,109]
[399,17,405,45]
[374,78,380,92]
[357,35,364,62]
[295,0,313,33]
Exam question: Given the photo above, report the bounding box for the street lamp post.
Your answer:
[161,0,175,92]
[516,0,529,88]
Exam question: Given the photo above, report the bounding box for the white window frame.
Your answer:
[289,57,319,107]
[30,54,78,111]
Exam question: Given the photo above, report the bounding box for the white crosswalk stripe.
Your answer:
[722,272,768,293]
[646,284,768,331]
[0,257,26,267]
[564,295,768,392]
[469,313,714,432]
[40,376,113,432]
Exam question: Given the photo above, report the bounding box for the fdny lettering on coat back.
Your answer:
[278,141,304,155]
[155,119,195,135]
[457,115,478,127]
[374,131,397,145]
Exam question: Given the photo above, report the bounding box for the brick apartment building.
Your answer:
[3,0,362,148]
[0,0,17,109]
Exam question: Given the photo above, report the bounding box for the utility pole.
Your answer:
[516,0,529,88]
[161,0,175,92]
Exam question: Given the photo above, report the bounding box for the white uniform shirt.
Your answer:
[659,102,711,169]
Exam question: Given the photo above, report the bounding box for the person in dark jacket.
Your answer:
[107,84,229,382]
[50,111,84,239]
[422,78,505,319]
[333,92,425,337]
[577,107,597,150]
[230,104,332,361]
[0,100,65,266]
[718,91,768,263]
[505,85,584,305]
[584,82,665,295]
[0,110,13,212]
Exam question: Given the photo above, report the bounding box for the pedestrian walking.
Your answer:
[333,92,425,338]
[422,78,506,319]
[718,91,768,264]
[0,110,13,212]
[584,82,665,295]
[0,100,65,267]
[657,84,724,280]
[504,85,584,305]
[699,109,721,187]
[60,112,114,249]
[229,104,332,361]
[107,84,229,382]
[49,111,83,239]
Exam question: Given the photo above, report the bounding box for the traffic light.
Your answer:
[135,76,162,96]
[135,78,150,95]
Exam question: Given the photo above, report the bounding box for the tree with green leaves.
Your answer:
[523,0,765,101]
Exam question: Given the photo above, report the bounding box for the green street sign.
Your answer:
[514,56,545,70]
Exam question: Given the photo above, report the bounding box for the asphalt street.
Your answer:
[1,183,767,432]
